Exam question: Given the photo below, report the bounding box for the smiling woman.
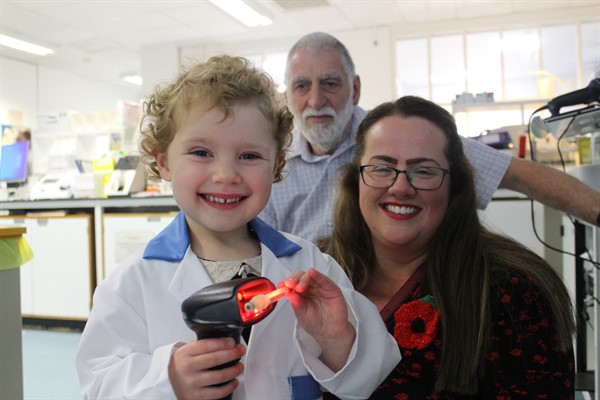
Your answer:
[322,96,576,399]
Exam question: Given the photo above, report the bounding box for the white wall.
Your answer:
[38,66,140,114]
[171,5,597,112]
[177,26,394,111]
[334,27,394,110]
[141,44,180,100]
[0,56,140,131]
[0,58,37,129]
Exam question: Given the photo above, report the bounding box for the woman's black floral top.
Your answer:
[326,270,575,399]
[371,270,575,399]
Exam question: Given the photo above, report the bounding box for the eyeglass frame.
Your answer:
[358,164,450,190]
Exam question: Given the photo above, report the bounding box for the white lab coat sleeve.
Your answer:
[291,270,401,399]
[76,282,177,400]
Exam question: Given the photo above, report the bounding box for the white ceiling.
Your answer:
[1,0,597,90]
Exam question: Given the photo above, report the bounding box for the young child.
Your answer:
[76,55,399,399]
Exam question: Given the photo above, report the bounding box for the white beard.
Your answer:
[294,95,355,154]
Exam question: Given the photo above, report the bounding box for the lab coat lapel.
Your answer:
[167,247,213,303]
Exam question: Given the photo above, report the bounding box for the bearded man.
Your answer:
[259,32,600,242]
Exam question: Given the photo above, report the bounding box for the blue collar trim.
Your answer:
[143,211,302,261]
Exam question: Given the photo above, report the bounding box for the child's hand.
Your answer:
[282,268,356,372]
[168,338,246,400]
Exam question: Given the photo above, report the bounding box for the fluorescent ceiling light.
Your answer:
[122,75,143,86]
[209,0,272,27]
[0,34,54,56]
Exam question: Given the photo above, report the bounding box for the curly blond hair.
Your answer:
[139,55,293,182]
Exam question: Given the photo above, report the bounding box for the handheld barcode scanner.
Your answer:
[182,276,290,347]
[182,277,285,399]
[181,277,291,399]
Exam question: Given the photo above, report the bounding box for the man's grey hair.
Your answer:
[285,32,356,86]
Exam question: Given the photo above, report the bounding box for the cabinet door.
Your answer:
[26,216,92,319]
[0,215,92,319]
[102,213,176,280]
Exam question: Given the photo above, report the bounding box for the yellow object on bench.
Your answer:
[0,227,33,270]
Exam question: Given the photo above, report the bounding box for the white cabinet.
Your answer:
[0,196,179,323]
[0,215,93,319]
[478,194,564,272]
[478,197,545,257]
[101,213,177,280]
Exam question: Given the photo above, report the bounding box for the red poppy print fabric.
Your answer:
[325,270,575,400]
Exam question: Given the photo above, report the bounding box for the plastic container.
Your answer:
[592,132,600,165]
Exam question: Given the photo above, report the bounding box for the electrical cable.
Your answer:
[526,107,600,267]
[525,107,600,308]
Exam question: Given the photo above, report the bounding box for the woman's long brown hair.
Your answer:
[323,96,575,394]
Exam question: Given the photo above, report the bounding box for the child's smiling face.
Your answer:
[156,103,278,239]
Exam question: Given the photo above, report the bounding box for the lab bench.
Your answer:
[0,196,179,325]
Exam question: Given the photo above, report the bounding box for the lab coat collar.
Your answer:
[143,211,302,261]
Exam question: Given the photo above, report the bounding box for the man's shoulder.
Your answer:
[354,105,367,121]
[287,128,304,160]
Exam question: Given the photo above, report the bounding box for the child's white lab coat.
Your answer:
[76,212,400,399]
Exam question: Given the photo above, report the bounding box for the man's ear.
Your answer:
[352,75,361,106]
[155,152,172,181]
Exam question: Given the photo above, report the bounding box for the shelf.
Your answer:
[450,99,553,137]
[452,99,550,113]
[0,196,178,211]
[33,130,112,138]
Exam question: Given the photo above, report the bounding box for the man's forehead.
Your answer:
[288,49,345,79]
[291,72,344,84]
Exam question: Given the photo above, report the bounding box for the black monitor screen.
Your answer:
[0,141,29,183]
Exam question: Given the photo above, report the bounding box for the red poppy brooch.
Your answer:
[394,295,440,349]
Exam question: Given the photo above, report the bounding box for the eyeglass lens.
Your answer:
[360,165,446,190]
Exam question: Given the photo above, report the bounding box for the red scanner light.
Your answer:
[236,279,276,323]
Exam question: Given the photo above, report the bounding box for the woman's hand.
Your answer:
[282,268,356,372]
[168,338,246,400]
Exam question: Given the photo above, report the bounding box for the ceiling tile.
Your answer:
[329,0,404,25]
[1,0,595,90]
[455,0,511,19]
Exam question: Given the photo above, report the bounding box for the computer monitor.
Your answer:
[0,141,29,186]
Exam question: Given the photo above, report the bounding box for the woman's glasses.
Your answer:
[358,164,449,190]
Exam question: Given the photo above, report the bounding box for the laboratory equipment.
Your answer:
[542,80,600,396]
[544,78,600,140]
[472,129,513,150]
[105,155,145,197]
